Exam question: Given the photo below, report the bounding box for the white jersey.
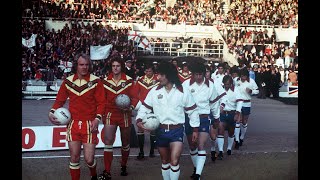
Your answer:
[220,86,243,112]
[136,84,200,127]
[235,78,259,107]
[211,69,225,88]
[182,78,220,119]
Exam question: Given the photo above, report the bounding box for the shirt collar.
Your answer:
[72,73,90,82]
[107,72,127,80]
[189,77,209,87]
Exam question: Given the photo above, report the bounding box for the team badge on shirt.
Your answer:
[72,83,75,87]
[191,89,195,93]
[152,80,156,85]
[87,81,93,87]
[121,82,126,87]
[158,94,163,99]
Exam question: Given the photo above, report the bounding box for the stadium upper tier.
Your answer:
[22,0,297,28]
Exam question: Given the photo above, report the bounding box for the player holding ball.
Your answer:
[98,56,139,180]
[48,53,106,180]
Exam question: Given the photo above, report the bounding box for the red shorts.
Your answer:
[103,112,131,128]
[66,120,98,144]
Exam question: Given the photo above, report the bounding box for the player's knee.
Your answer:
[170,160,179,167]
[161,159,170,165]
[70,154,80,163]
[86,158,96,167]
[121,144,130,152]
[104,136,115,144]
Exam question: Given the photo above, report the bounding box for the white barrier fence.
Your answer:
[22,124,121,152]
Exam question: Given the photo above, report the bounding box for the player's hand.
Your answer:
[119,106,133,113]
[48,112,61,125]
[246,87,252,94]
[90,118,100,133]
[220,105,224,112]
[192,131,199,143]
[234,112,241,122]
[137,121,152,132]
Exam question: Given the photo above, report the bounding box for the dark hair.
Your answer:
[189,61,206,75]
[157,61,182,88]
[109,56,125,72]
[71,53,93,73]
[217,63,225,68]
[144,63,155,72]
[239,68,249,77]
[222,75,234,86]
[230,66,239,75]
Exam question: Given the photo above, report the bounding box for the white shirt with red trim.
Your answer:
[182,78,220,119]
[220,86,243,112]
[136,84,200,127]
[236,78,259,107]
[211,69,225,88]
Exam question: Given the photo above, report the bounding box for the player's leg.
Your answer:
[226,114,235,155]
[240,107,251,146]
[157,127,171,180]
[83,143,98,180]
[136,126,145,159]
[68,141,82,180]
[83,120,99,180]
[184,115,197,178]
[119,126,131,176]
[66,120,82,180]
[209,118,219,161]
[169,141,184,180]
[98,122,117,180]
[234,113,241,150]
[195,129,209,179]
[158,147,171,180]
[217,120,226,160]
[149,130,157,157]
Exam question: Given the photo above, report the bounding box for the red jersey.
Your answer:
[102,72,139,115]
[52,73,106,122]
[136,74,159,102]
[178,69,192,83]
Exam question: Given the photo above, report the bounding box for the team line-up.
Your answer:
[48,53,258,180]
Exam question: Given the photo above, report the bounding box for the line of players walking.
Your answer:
[48,55,258,180]
[134,60,258,180]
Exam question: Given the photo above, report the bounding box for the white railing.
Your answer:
[22,80,62,99]
[136,41,223,58]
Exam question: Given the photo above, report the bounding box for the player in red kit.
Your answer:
[134,63,160,159]
[48,53,106,180]
[98,57,139,180]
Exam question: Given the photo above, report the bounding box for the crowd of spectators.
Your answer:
[22,0,298,94]
[22,18,137,84]
[23,0,298,27]
[223,0,298,28]
[23,0,223,25]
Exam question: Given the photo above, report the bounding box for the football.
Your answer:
[142,113,160,130]
[54,107,71,125]
[115,94,131,109]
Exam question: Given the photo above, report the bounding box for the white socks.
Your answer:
[217,135,224,152]
[234,123,240,142]
[240,123,248,140]
[170,164,180,180]
[227,136,235,150]
[210,138,216,152]
[162,163,181,180]
[190,149,198,167]
[161,163,170,180]
[196,150,206,175]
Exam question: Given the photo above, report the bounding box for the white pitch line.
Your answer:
[22,151,297,159]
